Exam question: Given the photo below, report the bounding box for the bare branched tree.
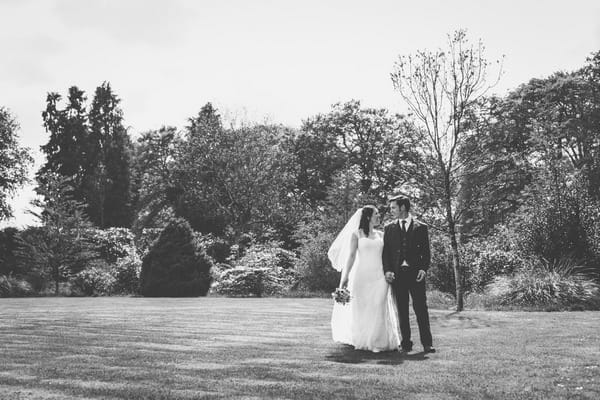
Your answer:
[391,29,503,311]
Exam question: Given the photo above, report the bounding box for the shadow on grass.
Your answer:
[325,344,429,365]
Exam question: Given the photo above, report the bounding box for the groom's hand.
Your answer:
[416,269,426,282]
[385,272,395,283]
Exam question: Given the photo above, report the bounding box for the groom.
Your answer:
[383,195,435,354]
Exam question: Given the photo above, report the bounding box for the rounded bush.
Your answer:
[139,219,213,297]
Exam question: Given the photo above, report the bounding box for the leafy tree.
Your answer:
[299,100,420,204]
[39,87,88,201]
[284,127,345,207]
[39,83,133,228]
[391,30,503,310]
[0,107,33,221]
[18,173,98,295]
[173,103,300,243]
[139,218,212,297]
[455,96,534,238]
[130,126,180,232]
[85,82,133,228]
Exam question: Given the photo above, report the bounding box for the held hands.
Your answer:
[416,269,426,282]
[384,271,395,284]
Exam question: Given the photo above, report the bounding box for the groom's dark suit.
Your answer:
[383,218,433,350]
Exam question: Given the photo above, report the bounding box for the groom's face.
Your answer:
[389,201,408,219]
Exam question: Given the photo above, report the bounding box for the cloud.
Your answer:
[51,0,197,46]
[1,35,64,86]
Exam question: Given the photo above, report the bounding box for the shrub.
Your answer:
[427,233,457,294]
[87,228,137,264]
[71,264,116,296]
[466,243,523,292]
[213,267,288,297]
[295,231,339,293]
[430,228,525,295]
[486,257,600,309]
[111,254,142,295]
[212,241,299,296]
[139,219,213,297]
[0,274,34,297]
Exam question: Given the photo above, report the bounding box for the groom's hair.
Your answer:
[389,196,411,212]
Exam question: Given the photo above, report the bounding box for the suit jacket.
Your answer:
[382,218,431,273]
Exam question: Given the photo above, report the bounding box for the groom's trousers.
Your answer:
[392,268,433,350]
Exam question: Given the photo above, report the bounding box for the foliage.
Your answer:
[455,96,534,238]
[460,228,525,292]
[0,227,21,276]
[427,232,458,295]
[213,241,299,297]
[110,254,142,295]
[130,126,180,232]
[85,82,134,228]
[135,228,163,258]
[515,170,600,270]
[487,257,600,309]
[194,233,231,264]
[19,173,98,295]
[213,267,286,297]
[172,103,302,245]
[292,169,375,293]
[296,100,419,203]
[139,218,213,297]
[0,107,33,221]
[294,230,339,293]
[71,264,116,296]
[0,274,34,297]
[87,227,137,264]
[39,83,134,229]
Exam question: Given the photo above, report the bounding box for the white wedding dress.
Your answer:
[331,234,400,352]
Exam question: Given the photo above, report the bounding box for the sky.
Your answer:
[1,0,599,228]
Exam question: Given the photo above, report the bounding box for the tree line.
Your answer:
[1,32,599,309]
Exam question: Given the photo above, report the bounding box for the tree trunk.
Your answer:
[444,172,464,311]
[54,266,59,296]
[449,223,464,311]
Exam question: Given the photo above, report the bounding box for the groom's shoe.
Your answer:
[424,346,436,354]
[399,346,412,354]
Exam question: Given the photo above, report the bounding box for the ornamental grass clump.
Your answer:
[487,256,600,309]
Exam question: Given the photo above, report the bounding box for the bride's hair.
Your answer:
[359,205,377,236]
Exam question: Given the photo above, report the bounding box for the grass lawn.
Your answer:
[0,298,599,400]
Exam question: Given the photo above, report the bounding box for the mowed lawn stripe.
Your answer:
[1,297,599,399]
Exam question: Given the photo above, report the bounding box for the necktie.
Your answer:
[401,220,406,232]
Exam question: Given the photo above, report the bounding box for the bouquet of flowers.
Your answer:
[332,287,351,305]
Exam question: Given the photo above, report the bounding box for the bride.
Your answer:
[328,205,400,352]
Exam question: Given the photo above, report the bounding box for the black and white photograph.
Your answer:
[1,0,599,399]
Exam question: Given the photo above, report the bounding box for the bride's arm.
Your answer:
[339,232,359,289]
